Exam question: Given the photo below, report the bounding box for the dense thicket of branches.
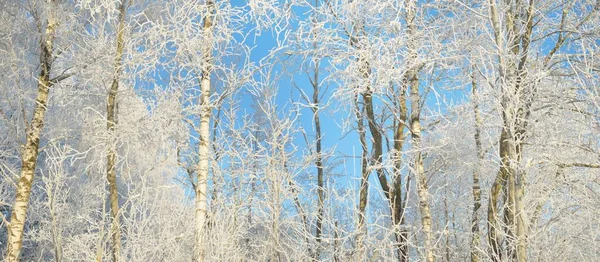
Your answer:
[0,0,599,261]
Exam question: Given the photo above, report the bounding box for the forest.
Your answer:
[0,0,599,261]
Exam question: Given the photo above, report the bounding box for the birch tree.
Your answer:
[105,1,128,260]
[195,1,215,260]
[403,1,436,260]
[0,0,598,261]
[5,1,61,260]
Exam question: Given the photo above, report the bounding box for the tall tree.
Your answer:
[484,0,599,261]
[6,1,60,260]
[307,37,326,260]
[391,83,409,262]
[405,0,434,261]
[105,0,129,260]
[195,0,215,260]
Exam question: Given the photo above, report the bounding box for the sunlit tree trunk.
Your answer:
[408,67,434,262]
[105,1,128,261]
[405,0,434,261]
[392,84,408,262]
[195,1,215,261]
[363,80,410,261]
[408,70,434,262]
[6,1,58,261]
[352,19,409,262]
[485,1,508,259]
[486,1,535,261]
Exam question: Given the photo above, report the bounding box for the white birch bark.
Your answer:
[195,1,215,261]
[406,0,434,261]
[6,1,58,260]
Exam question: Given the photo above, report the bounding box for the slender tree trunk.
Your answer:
[333,220,340,262]
[105,1,128,261]
[362,70,410,262]
[195,1,215,261]
[6,2,58,260]
[49,186,62,262]
[487,173,503,262]
[470,68,483,262]
[353,17,411,262]
[358,67,401,258]
[409,76,434,262]
[283,160,313,257]
[358,53,408,261]
[348,20,407,260]
[312,56,325,260]
[245,131,259,252]
[408,75,434,262]
[361,87,391,201]
[512,3,534,260]
[392,85,408,262]
[361,62,411,262]
[308,3,325,257]
[405,0,434,261]
[355,95,369,252]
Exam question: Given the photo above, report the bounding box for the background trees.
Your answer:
[0,0,599,261]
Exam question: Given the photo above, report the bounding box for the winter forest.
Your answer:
[0,0,599,261]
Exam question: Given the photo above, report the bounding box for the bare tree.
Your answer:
[105,1,129,260]
[6,1,60,260]
[0,0,597,261]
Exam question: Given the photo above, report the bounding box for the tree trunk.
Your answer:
[6,2,58,261]
[355,95,369,250]
[312,56,325,260]
[195,1,215,261]
[105,1,128,261]
[405,0,434,261]
[409,75,434,262]
[348,20,408,260]
[355,17,410,262]
[486,1,534,261]
[470,67,483,262]
[392,84,408,262]
[487,128,509,262]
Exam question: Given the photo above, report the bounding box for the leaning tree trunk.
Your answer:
[363,85,412,261]
[105,1,128,261]
[195,1,215,261]
[6,1,58,261]
[351,22,408,261]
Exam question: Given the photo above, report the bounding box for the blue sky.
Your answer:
[225,1,474,204]
[158,1,473,210]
